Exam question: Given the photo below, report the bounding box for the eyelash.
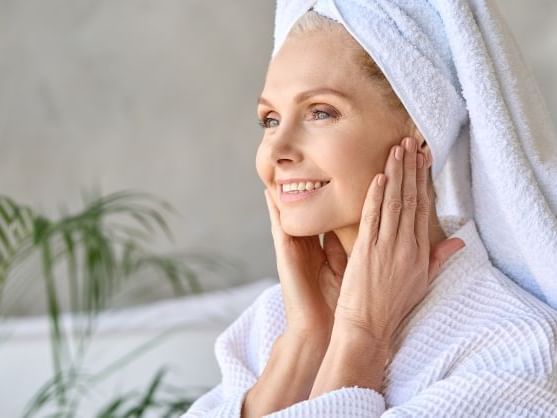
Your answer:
[257,108,339,129]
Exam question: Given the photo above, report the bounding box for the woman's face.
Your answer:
[255,28,413,238]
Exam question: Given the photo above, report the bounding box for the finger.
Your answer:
[323,231,348,277]
[378,144,404,243]
[415,151,430,251]
[356,173,386,249]
[428,238,466,282]
[398,137,418,242]
[264,189,285,241]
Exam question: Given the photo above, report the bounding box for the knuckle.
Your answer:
[362,211,380,228]
[406,239,418,252]
[416,211,429,222]
[405,158,417,169]
[398,234,418,247]
[386,198,403,213]
[417,195,430,215]
[417,171,428,185]
[402,193,418,209]
[395,251,416,269]
[418,191,430,204]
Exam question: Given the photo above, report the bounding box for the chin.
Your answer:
[281,218,326,237]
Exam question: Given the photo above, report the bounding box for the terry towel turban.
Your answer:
[271,0,557,310]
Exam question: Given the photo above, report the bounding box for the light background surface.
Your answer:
[1,1,555,314]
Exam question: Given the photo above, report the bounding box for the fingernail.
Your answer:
[404,137,416,152]
[395,146,404,160]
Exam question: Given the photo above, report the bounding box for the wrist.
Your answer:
[243,331,329,417]
[309,325,391,398]
[331,319,393,354]
[283,325,331,347]
[280,329,330,357]
[330,323,393,370]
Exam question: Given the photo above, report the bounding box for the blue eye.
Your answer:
[257,107,339,129]
[311,110,331,120]
[258,117,279,129]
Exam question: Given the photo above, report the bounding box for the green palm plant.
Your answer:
[0,189,239,417]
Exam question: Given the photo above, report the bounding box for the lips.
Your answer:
[279,180,331,203]
[277,179,331,185]
[279,180,331,190]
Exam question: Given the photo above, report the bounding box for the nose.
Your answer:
[271,145,300,166]
[266,123,303,166]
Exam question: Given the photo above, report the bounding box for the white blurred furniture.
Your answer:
[0,277,277,417]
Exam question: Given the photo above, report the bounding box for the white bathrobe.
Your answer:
[182,217,557,417]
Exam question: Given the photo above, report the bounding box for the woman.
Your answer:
[183,1,557,417]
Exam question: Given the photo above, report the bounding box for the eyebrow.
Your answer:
[257,87,350,107]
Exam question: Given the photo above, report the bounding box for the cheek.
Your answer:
[255,145,271,185]
[328,135,388,203]
[347,130,393,174]
[323,137,377,178]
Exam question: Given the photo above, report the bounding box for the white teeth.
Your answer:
[282,180,330,193]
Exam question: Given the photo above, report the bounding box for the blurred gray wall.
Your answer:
[1,1,555,313]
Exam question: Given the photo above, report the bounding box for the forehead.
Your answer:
[263,30,365,96]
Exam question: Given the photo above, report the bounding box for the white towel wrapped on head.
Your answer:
[272,0,557,310]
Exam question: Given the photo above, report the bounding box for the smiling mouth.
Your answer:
[279,180,331,194]
[278,180,331,203]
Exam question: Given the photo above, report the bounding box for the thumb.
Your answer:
[264,189,285,239]
[428,238,466,282]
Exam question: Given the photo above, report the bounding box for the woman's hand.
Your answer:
[333,136,466,349]
[246,191,350,417]
[263,188,348,342]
